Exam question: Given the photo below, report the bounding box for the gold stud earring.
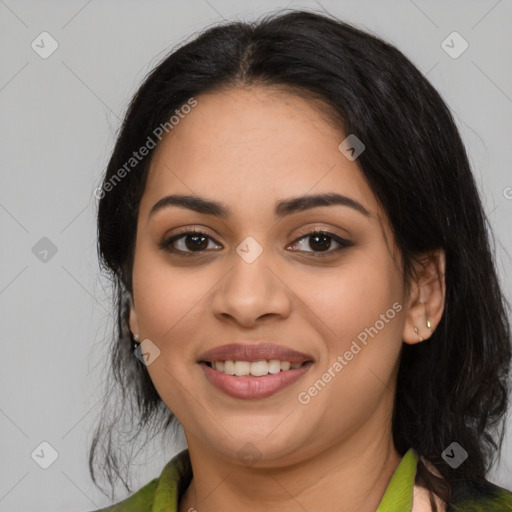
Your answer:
[414,326,423,342]
[426,319,431,329]
[131,333,140,355]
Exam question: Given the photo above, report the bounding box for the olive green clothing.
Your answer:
[92,448,512,511]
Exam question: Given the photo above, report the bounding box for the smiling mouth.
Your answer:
[201,359,312,377]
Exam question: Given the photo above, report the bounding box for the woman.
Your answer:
[90,9,512,512]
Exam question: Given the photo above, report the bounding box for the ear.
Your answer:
[402,249,446,345]
[128,296,140,338]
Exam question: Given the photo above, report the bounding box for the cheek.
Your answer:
[295,279,403,444]
[297,250,404,410]
[131,246,212,343]
[298,249,403,349]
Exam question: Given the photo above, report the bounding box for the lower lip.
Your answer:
[200,362,313,399]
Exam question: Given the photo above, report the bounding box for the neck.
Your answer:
[179,430,402,512]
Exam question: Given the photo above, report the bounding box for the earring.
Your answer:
[131,332,140,354]
[414,326,423,342]
[426,319,432,329]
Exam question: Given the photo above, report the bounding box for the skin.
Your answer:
[128,85,446,512]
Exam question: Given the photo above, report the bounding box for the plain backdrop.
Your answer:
[1,0,511,510]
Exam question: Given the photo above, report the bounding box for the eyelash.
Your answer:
[159,228,353,257]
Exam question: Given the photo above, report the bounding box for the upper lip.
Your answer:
[198,343,314,364]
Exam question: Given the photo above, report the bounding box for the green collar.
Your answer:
[153,448,418,512]
[152,448,192,511]
[375,448,418,512]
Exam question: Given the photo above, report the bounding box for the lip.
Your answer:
[200,361,314,399]
[198,343,313,365]
[198,343,314,399]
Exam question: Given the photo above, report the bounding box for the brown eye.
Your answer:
[160,229,221,255]
[160,228,352,257]
[182,233,209,251]
[308,232,331,251]
[288,230,353,255]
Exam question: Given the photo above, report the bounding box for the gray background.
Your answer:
[1,0,511,510]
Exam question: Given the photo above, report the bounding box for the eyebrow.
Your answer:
[149,192,371,219]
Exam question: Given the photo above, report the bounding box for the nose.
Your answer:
[211,245,293,328]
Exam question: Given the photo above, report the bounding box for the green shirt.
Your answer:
[93,448,512,511]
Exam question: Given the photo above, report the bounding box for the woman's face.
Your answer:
[129,85,413,466]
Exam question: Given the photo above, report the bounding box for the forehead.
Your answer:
[142,86,381,223]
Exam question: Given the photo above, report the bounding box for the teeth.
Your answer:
[251,360,269,377]
[268,360,281,374]
[211,359,304,377]
[234,361,251,376]
[223,360,235,375]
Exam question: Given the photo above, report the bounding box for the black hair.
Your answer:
[91,9,511,510]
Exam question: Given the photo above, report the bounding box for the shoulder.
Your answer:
[88,449,192,512]
[92,478,159,512]
[450,478,512,511]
